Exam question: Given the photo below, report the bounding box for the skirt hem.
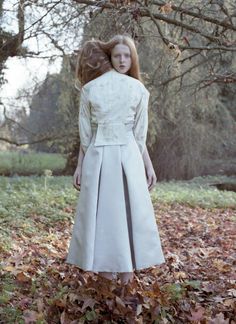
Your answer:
[65,259,165,273]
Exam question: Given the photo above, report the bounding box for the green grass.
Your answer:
[0,176,77,252]
[0,175,235,251]
[0,151,67,175]
[153,175,236,209]
[0,175,235,252]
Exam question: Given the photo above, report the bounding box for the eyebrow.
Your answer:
[113,51,130,54]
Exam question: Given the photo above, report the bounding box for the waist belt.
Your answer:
[91,122,134,146]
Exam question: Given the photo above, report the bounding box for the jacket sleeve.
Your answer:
[133,87,150,155]
[78,87,92,154]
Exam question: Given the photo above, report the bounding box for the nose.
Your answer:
[120,55,125,63]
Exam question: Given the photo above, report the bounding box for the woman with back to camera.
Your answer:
[66,35,165,285]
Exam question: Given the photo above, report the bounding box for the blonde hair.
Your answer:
[76,40,112,86]
[100,35,142,82]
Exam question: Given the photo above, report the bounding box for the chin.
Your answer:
[117,68,129,74]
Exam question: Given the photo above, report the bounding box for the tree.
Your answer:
[1,0,236,179]
[69,0,236,179]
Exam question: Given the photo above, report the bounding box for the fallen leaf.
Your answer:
[23,310,38,324]
[81,298,97,311]
[187,307,205,322]
[16,271,32,283]
[209,312,230,324]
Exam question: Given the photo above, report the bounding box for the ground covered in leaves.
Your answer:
[0,176,235,323]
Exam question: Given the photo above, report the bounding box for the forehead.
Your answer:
[112,44,131,54]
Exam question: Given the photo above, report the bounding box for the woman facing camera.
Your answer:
[67,35,165,285]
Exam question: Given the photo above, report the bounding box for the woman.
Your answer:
[66,36,165,285]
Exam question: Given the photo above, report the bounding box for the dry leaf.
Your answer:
[160,2,172,14]
[23,310,38,324]
[187,307,205,322]
[16,271,32,283]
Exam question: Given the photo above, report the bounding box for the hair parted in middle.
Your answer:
[76,40,112,86]
[100,34,142,82]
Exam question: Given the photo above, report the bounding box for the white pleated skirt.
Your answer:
[66,128,165,272]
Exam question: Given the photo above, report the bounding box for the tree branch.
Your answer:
[72,0,235,47]
[142,8,227,45]
[152,1,236,32]
[3,106,37,136]
[160,53,220,86]
[0,134,67,146]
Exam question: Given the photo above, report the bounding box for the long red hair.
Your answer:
[100,35,142,82]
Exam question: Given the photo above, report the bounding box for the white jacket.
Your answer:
[79,69,150,154]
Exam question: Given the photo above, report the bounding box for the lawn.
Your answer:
[0,175,235,323]
[0,151,67,176]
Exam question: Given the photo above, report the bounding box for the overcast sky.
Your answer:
[0,0,80,118]
[1,56,61,98]
[0,56,62,122]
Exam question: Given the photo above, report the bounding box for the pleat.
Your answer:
[66,143,103,270]
[121,135,165,269]
[92,145,133,272]
[123,167,136,269]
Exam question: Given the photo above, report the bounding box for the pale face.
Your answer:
[111,44,132,74]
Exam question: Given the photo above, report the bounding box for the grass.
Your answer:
[153,175,236,209]
[0,176,77,253]
[0,175,235,253]
[0,151,67,176]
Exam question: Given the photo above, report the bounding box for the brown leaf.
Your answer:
[209,313,230,324]
[68,293,80,303]
[160,2,172,14]
[54,298,66,308]
[16,271,32,283]
[3,265,15,272]
[173,271,188,279]
[60,310,68,324]
[223,298,235,308]
[18,297,32,310]
[36,298,44,313]
[81,298,97,311]
[115,295,126,310]
[23,310,38,324]
[187,307,205,322]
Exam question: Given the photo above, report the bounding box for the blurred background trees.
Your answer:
[0,0,235,180]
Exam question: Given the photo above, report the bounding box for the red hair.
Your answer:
[76,40,112,86]
[100,35,142,81]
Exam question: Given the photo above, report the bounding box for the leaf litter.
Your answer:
[0,201,235,323]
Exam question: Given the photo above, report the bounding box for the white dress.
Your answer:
[66,69,165,272]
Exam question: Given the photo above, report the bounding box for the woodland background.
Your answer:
[0,0,235,180]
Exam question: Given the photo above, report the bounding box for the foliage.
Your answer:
[0,175,235,322]
[19,57,80,153]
